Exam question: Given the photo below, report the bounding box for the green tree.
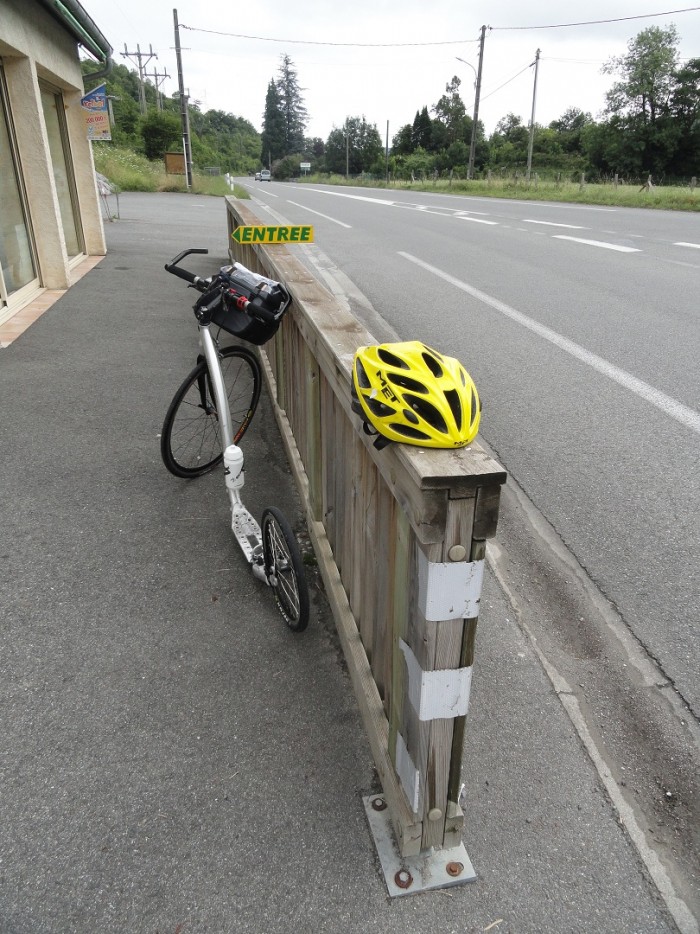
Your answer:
[276,54,308,155]
[603,25,679,126]
[260,79,286,166]
[412,107,432,149]
[668,57,700,175]
[141,110,181,160]
[488,113,529,168]
[325,116,383,174]
[392,124,414,155]
[598,25,685,175]
[432,76,467,146]
[548,108,593,154]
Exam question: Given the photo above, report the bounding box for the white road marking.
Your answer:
[553,235,641,253]
[306,188,395,206]
[663,258,700,270]
[287,200,352,228]
[674,241,700,250]
[456,216,499,226]
[524,219,588,229]
[398,251,700,437]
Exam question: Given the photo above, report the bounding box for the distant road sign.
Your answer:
[231,225,314,245]
[300,162,311,169]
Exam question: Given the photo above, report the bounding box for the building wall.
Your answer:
[0,0,106,310]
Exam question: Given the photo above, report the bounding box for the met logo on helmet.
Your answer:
[376,370,398,402]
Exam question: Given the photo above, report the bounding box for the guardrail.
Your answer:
[225,197,506,862]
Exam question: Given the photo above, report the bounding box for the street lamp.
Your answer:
[455,56,477,88]
[455,25,487,180]
[455,55,479,180]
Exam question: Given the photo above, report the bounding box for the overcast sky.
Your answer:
[82,1,700,140]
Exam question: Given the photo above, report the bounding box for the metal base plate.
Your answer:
[363,795,476,898]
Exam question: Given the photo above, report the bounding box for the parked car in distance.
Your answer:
[254,171,261,181]
[260,169,271,182]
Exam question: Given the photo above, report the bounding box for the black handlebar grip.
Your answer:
[249,299,277,324]
[164,262,197,285]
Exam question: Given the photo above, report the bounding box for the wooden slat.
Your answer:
[357,449,378,658]
[372,482,394,711]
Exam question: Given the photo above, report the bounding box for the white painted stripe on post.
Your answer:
[400,640,474,721]
[417,551,484,621]
[553,235,641,253]
[396,732,421,813]
[398,252,700,437]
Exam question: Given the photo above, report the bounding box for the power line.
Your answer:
[491,6,700,30]
[466,61,534,108]
[180,7,700,47]
[179,24,480,47]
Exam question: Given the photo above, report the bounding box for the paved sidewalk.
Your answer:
[0,193,677,933]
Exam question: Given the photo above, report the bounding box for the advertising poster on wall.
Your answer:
[81,84,111,141]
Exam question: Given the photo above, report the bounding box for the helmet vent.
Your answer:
[444,389,463,429]
[377,348,409,369]
[392,424,431,441]
[355,358,371,389]
[406,395,448,434]
[364,396,395,418]
[421,352,444,378]
[470,388,478,426]
[388,373,428,394]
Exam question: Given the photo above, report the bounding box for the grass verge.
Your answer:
[92,145,249,199]
[303,173,699,211]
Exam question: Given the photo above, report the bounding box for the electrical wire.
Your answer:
[491,6,700,30]
[179,24,480,47]
[180,8,700,48]
[475,62,535,105]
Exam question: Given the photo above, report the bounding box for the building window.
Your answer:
[40,83,84,259]
[0,64,37,310]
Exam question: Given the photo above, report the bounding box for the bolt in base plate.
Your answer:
[363,795,476,898]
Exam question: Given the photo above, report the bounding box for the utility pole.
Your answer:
[121,43,157,114]
[467,25,487,181]
[173,9,193,189]
[526,49,541,182]
[145,68,171,112]
[385,120,389,185]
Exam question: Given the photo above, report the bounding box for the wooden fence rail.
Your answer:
[225,198,506,858]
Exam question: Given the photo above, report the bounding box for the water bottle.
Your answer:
[224,444,245,491]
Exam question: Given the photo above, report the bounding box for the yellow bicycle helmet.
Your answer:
[351,341,481,449]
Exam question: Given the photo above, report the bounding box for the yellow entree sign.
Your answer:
[231,225,314,244]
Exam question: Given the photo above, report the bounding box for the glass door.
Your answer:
[40,83,83,260]
[0,64,38,316]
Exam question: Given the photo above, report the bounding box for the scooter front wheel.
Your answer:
[261,507,310,632]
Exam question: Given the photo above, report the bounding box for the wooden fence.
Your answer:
[225,198,506,857]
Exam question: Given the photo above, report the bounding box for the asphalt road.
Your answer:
[0,190,694,933]
[244,180,700,712]
[0,192,697,934]
[240,178,700,921]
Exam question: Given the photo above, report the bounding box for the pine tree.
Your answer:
[260,80,286,165]
[276,54,308,155]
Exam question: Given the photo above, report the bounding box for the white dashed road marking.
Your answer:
[553,235,641,253]
[398,251,700,437]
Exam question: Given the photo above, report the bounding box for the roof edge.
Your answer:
[35,0,113,66]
